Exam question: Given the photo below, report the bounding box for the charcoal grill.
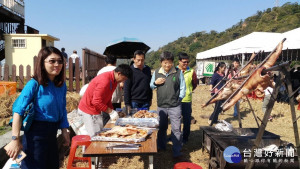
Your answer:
[200,127,298,169]
[200,127,280,152]
[200,43,300,169]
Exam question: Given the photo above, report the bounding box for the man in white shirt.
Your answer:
[97,55,123,109]
[70,50,79,77]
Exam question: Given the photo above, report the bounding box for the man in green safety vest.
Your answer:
[177,52,198,144]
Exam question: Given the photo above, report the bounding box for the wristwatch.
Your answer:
[12,136,18,140]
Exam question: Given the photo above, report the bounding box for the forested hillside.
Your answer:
[145,2,300,69]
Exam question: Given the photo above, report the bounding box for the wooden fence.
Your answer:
[0,48,106,92]
[81,48,106,84]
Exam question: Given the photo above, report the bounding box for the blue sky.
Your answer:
[26,0,299,57]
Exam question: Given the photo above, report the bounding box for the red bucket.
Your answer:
[174,162,202,169]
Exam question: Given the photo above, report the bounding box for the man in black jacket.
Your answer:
[124,50,152,110]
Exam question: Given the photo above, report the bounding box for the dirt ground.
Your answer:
[1,84,299,168]
[60,84,300,169]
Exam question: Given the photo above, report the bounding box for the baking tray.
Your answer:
[115,118,159,128]
[91,128,153,143]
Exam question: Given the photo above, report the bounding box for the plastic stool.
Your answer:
[174,162,203,169]
[67,135,92,169]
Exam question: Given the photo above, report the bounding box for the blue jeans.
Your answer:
[131,101,150,110]
[233,100,240,117]
[157,105,182,157]
[21,121,59,169]
[181,102,192,143]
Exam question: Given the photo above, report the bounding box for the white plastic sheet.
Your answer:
[215,120,233,132]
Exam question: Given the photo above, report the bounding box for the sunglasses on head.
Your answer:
[45,59,64,64]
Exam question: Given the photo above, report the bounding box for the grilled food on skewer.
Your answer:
[223,41,283,111]
[202,53,256,108]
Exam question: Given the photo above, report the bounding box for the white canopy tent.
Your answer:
[196,27,300,60]
[281,27,300,50]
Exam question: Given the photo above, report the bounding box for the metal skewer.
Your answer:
[203,51,260,107]
[221,38,286,109]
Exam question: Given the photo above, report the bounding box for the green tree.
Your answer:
[146,2,300,69]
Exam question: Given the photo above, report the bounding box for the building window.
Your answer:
[12,39,26,48]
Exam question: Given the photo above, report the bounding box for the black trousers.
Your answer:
[209,100,224,124]
[21,121,59,169]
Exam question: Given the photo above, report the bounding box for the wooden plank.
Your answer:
[12,64,16,82]
[4,64,9,81]
[82,49,86,85]
[26,65,31,83]
[68,58,73,92]
[75,58,80,93]
[33,56,37,73]
[19,65,24,89]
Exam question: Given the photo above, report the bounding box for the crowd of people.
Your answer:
[7,46,292,168]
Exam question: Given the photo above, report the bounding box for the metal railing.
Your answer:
[0,0,25,18]
[0,22,22,34]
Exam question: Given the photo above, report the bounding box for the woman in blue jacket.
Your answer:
[5,47,70,169]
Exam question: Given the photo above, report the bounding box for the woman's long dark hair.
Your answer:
[214,62,226,73]
[33,46,65,87]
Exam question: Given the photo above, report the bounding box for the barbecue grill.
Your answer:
[201,127,280,152]
[200,126,298,169]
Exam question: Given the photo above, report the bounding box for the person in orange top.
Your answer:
[78,64,132,136]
